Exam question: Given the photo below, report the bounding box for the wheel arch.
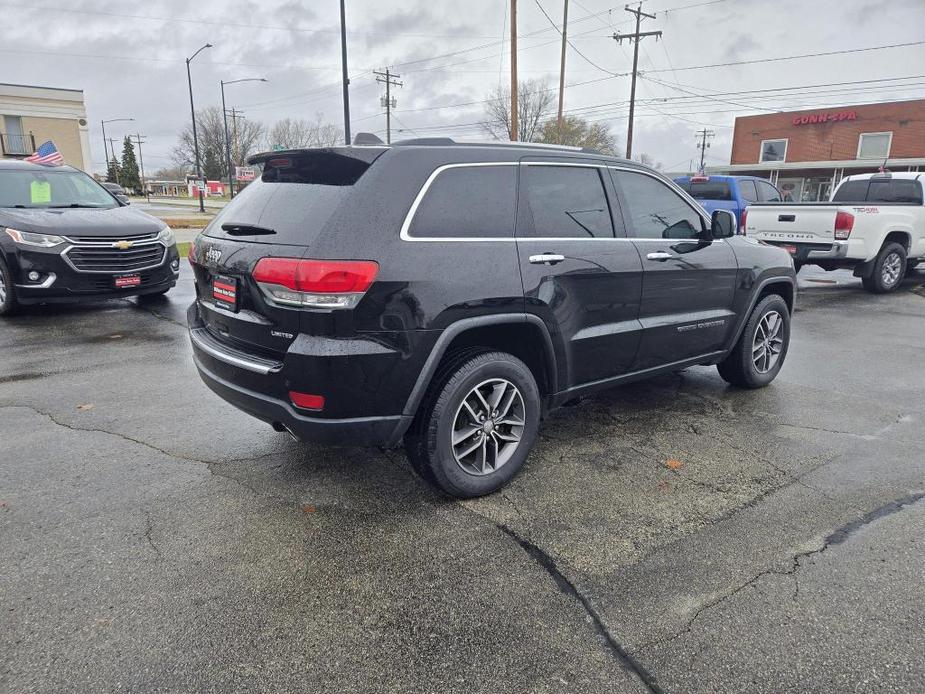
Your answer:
[727,275,795,351]
[399,314,558,422]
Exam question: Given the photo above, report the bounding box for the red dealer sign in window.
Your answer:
[792,111,857,126]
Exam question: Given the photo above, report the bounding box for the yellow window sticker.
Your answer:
[30,180,52,204]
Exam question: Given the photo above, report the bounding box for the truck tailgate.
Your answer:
[746,205,836,244]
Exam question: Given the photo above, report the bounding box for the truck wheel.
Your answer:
[405,351,540,498]
[861,242,906,293]
[717,294,790,389]
[0,258,20,317]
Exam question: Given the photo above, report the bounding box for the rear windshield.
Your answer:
[676,179,732,201]
[204,152,375,244]
[0,168,117,209]
[833,178,924,204]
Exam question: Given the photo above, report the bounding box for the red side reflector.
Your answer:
[289,391,325,411]
[253,258,379,293]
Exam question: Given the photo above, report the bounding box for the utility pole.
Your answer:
[695,128,715,171]
[612,4,661,160]
[510,0,518,140]
[556,0,569,142]
[228,108,243,168]
[134,133,149,201]
[339,0,351,144]
[374,68,402,144]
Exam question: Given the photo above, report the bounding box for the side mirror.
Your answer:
[711,209,736,239]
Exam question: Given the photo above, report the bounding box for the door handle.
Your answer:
[529,253,566,265]
[646,251,674,261]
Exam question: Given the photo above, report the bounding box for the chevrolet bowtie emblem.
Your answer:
[113,240,134,250]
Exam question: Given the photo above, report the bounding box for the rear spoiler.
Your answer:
[248,146,387,167]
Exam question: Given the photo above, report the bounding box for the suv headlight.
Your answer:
[4,228,65,248]
[156,226,176,245]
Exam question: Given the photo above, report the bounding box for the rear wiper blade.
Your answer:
[221,223,276,236]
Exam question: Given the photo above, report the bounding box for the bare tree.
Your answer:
[483,78,555,142]
[537,116,622,156]
[635,152,663,170]
[172,106,265,179]
[266,114,342,150]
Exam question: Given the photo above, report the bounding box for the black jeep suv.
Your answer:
[189,140,795,497]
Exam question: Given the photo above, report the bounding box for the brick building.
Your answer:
[709,98,925,201]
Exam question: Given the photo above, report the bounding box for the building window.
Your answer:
[857,132,892,160]
[759,139,787,163]
[2,115,28,155]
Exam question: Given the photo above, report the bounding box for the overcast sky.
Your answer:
[4,0,924,174]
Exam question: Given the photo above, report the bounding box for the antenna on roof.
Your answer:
[878,155,890,174]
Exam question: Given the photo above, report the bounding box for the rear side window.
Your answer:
[613,170,704,240]
[677,179,732,201]
[867,179,923,204]
[833,179,870,202]
[518,165,614,238]
[738,180,759,203]
[757,181,781,202]
[408,165,516,238]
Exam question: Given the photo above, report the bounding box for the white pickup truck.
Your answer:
[744,172,925,292]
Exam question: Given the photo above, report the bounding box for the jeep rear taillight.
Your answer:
[252,257,379,310]
[834,211,854,240]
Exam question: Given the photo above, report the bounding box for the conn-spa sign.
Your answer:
[792,110,857,126]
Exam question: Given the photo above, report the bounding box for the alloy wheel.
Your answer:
[0,270,6,305]
[881,252,903,287]
[451,378,526,476]
[752,310,784,374]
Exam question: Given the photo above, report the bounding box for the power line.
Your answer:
[374,68,403,144]
[642,40,925,73]
[613,3,663,159]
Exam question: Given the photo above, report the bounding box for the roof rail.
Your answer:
[391,137,601,154]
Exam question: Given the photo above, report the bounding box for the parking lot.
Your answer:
[1,265,923,693]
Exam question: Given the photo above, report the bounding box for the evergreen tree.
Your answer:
[202,145,223,181]
[120,136,141,191]
[106,156,122,184]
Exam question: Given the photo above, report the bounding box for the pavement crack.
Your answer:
[638,491,925,653]
[499,524,664,694]
[141,509,162,561]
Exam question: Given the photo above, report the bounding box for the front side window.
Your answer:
[759,139,787,163]
[0,168,117,209]
[518,165,614,238]
[738,180,759,202]
[408,165,516,238]
[857,132,892,160]
[612,170,705,240]
[757,181,782,202]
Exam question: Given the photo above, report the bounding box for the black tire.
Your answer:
[717,294,790,389]
[861,242,906,293]
[405,350,541,498]
[0,257,20,317]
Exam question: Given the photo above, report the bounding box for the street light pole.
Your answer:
[339,0,351,145]
[186,43,212,213]
[221,77,267,199]
[100,117,133,179]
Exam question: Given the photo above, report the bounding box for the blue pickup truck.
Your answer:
[674,175,784,232]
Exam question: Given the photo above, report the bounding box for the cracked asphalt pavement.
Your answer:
[1,265,923,693]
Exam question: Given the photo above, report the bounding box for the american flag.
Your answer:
[25,140,64,166]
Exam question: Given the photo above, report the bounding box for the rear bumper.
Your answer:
[761,239,850,263]
[187,302,416,447]
[192,351,409,446]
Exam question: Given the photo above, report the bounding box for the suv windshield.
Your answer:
[677,179,733,201]
[0,168,118,209]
